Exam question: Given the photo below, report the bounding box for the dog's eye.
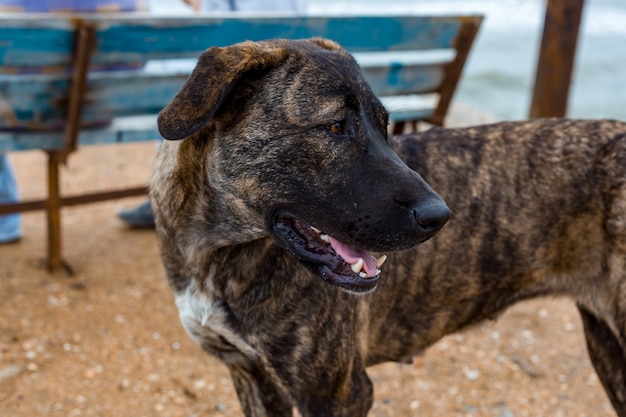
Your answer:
[327,122,345,136]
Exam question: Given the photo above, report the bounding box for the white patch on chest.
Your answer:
[175,266,258,359]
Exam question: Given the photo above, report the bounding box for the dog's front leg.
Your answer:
[228,362,294,417]
[227,358,373,417]
[291,360,373,417]
[578,306,626,417]
[229,355,373,417]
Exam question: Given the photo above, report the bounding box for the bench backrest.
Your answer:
[0,13,482,152]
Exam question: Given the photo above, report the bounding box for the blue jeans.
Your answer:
[0,153,21,241]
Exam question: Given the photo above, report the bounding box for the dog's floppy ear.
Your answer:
[158,41,290,140]
[305,37,343,52]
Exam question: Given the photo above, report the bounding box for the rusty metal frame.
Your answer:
[392,15,483,134]
[0,21,148,272]
[425,16,483,127]
[45,21,96,273]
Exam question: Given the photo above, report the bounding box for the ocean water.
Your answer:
[152,0,626,121]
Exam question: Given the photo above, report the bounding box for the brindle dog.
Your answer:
[151,38,626,417]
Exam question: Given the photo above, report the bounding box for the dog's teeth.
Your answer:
[320,234,330,242]
[359,272,367,278]
[311,226,321,233]
[376,255,387,268]
[351,258,364,273]
[376,268,381,275]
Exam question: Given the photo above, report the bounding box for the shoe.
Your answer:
[0,233,20,244]
[118,199,155,228]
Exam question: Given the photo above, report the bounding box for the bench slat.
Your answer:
[0,100,435,151]
[0,59,447,126]
[0,71,188,125]
[0,98,436,153]
[0,14,481,66]
[0,115,160,152]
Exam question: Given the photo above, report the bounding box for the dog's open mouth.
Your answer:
[272,216,387,293]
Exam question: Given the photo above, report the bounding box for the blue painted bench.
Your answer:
[0,13,482,271]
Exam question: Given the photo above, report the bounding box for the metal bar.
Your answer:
[46,152,63,271]
[40,21,97,272]
[529,0,585,118]
[426,17,482,126]
[0,186,148,215]
[61,21,97,162]
[61,186,149,206]
[0,200,47,214]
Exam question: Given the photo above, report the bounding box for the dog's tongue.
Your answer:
[329,237,378,277]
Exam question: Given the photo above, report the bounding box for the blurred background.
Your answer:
[153,0,626,122]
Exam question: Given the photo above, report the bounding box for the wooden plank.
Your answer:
[0,70,185,127]
[0,115,160,152]
[0,73,70,126]
[381,94,437,122]
[0,25,74,68]
[0,14,482,66]
[0,98,440,151]
[91,15,464,57]
[0,59,448,127]
[363,63,445,97]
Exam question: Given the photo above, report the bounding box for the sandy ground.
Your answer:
[0,108,617,416]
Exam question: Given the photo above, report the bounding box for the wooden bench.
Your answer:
[0,13,482,271]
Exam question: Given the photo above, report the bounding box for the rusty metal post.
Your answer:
[62,22,96,161]
[530,0,585,118]
[427,16,483,127]
[46,151,63,272]
[43,21,95,273]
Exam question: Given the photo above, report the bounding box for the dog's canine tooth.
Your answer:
[351,258,364,273]
[320,234,330,242]
[376,255,387,268]
[311,226,322,233]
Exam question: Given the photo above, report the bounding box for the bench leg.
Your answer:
[392,121,406,135]
[46,152,73,274]
[392,121,424,135]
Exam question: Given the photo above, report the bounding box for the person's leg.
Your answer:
[0,153,22,243]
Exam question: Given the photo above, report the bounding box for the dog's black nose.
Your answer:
[413,199,451,238]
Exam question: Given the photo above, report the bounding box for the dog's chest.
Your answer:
[175,277,257,362]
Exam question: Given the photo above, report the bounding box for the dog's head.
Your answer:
[156,38,450,293]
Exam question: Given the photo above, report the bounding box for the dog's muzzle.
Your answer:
[270,200,450,294]
[272,216,384,293]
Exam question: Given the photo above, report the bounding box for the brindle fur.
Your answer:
[151,38,626,416]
